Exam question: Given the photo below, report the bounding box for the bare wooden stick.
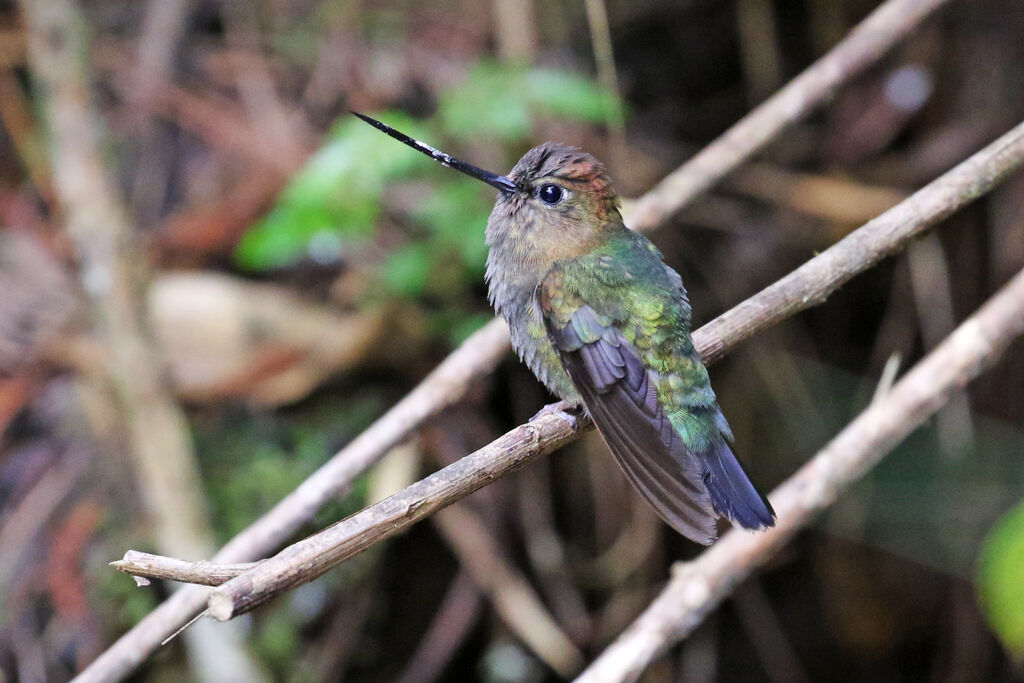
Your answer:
[21,0,214,569]
[111,551,260,587]
[575,267,1024,683]
[200,119,1024,620]
[624,0,954,231]
[75,0,961,677]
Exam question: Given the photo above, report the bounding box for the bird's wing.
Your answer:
[538,283,719,544]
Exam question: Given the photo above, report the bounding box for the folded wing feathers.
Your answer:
[548,305,720,543]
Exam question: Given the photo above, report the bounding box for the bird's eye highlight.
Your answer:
[537,184,564,205]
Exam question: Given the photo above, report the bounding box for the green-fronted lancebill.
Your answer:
[354,112,775,544]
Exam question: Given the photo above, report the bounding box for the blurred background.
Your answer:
[1,0,1024,681]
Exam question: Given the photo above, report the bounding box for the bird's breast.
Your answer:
[485,253,580,403]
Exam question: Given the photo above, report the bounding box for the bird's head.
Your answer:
[353,112,622,269]
[489,142,621,262]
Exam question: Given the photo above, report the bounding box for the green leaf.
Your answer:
[977,499,1024,660]
[234,200,375,271]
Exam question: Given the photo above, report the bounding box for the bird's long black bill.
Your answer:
[352,111,518,194]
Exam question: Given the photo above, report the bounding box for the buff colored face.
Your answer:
[487,142,622,266]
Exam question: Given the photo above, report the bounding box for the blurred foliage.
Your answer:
[191,394,382,542]
[978,499,1024,661]
[235,63,622,346]
[234,111,432,271]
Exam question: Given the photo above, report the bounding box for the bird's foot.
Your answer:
[529,400,581,431]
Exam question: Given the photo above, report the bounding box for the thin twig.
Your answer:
[75,0,958,678]
[689,120,1024,366]
[574,267,1024,683]
[871,353,903,404]
[110,551,261,586]
[122,119,1024,618]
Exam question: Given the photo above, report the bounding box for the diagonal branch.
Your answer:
[575,267,1024,683]
[111,120,1024,620]
[75,0,959,678]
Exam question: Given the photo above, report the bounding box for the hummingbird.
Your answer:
[354,112,774,544]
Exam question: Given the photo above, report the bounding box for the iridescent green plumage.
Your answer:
[355,114,774,544]
[543,229,730,453]
[535,228,772,541]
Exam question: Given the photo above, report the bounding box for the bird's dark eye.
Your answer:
[537,184,564,205]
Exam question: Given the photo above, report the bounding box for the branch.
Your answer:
[575,267,1024,683]
[115,119,1024,619]
[75,0,958,678]
[111,551,259,587]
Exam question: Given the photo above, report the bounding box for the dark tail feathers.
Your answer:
[704,439,775,530]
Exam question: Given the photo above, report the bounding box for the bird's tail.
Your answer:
[704,439,775,530]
